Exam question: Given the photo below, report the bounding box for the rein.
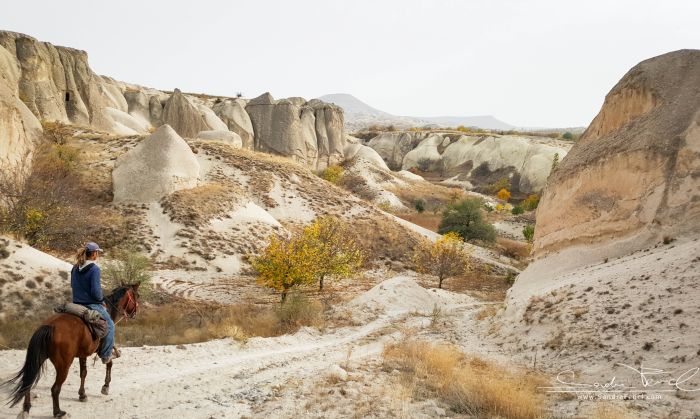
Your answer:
[106,288,139,325]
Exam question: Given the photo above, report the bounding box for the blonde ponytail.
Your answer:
[75,247,87,267]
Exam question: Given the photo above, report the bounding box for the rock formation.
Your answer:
[196,130,243,148]
[161,89,212,138]
[112,125,200,203]
[366,130,568,193]
[530,49,700,260]
[499,51,700,382]
[0,41,42,179]
[440,136,567,194]
[212,98,255,149]
[245,93,345,170]
[0,31,115,131]
[367,132,425,170]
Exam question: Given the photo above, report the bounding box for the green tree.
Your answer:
[438,199,496,243]
[562,132,573,140]
[414,199,426,213]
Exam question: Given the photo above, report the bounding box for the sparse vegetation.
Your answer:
[413,199,426,213]
[302,216,364,291]
[103,247,153,299]
[438,199,496,244]
[252,216,363,300]
[521,194,540,211]
[382,339,546,418]
[522,224,535,243]
[550,153,560,172]
[496,188,511,202]
[414,232,471,289]
[485,177,511,195]
[511,205,524,215]
[320,164,344,184]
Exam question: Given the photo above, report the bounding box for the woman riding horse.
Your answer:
[71,242,117,364]
[3,242,140,418]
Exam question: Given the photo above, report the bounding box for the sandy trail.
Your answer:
[0,295,489,419]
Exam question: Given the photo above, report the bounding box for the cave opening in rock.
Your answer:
[65,91,71,102]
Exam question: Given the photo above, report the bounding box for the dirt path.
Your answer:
[0,296,490,419]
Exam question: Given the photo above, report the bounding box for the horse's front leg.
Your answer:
[78,357,88,402]
[101,361,112,395]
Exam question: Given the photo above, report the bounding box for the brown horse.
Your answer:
[4,284,140,418]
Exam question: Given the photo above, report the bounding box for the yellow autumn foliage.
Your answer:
[414,232,471,289]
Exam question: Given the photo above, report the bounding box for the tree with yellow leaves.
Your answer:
[496,188,511,202]
[414,232,471,289]
[302,216,364,291]
[251,234,318,303]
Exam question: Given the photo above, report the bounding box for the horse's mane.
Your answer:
[105,286,129,307]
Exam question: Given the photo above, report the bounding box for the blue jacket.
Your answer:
[71,263,104,305]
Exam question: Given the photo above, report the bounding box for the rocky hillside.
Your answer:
[365,130,571,194]
[497,50,700,403]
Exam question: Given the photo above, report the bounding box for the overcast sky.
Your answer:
[2,0,698,127]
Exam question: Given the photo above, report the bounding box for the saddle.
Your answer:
[54,303,109,340]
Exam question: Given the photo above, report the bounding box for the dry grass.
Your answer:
[383,339,547,418]
[397,213,442,232]
[0,295,325,349]
[116,294,325,346]
[474,304,500,320]
[588,403,635,419]
[497,237,531,261]
[351,214,424,268]
[389,182,465,213]
[160,182,243,226]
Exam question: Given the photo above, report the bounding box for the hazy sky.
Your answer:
[2,1,698,127]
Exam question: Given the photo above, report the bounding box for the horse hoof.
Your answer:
[17,411,30,419]
[53,411,67,418]
[101,386,109,395]
[79,394,87,402]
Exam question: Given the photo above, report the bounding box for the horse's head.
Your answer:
[108,284,140,319]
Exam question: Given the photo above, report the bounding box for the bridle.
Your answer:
[107,287,139,326]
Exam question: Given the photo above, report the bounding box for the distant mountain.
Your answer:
[317,93,514,131]
[418,115,514,131]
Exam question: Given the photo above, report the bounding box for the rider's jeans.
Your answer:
[87,304,115,359]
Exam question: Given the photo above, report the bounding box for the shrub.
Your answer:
[550,153,560,172]
[414,199,426,213]
[414,232,471,288]
[383,339,546,419]
[0,141,124,251]
[102,247,153,299]
[523,224,535,243]
[438,199,496,243]
[562,131,573,140]
[486,177,511,195]
[496,188,511,202]
[416,157,432,172]
[521,194,540,211]
[511,206,524,215]
[321,165,344,184]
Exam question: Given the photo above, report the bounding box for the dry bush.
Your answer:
[497,237,531,260]
[396,213,442,232]
[0,137,126,252]
[383,339,546,419]
[474,305,499,320]
[160,182,242,226]
[389,182,465,213]
[352,215,424,268]
[115,296,325,346]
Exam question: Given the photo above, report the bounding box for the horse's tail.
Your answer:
[3,325,53,407]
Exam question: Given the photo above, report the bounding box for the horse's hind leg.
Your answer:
[78,357,88,401]
[17,391,31,418]
[101,361,112,395]
[51,362,69,418]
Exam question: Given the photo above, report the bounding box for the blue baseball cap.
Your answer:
[86,242,104,253]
